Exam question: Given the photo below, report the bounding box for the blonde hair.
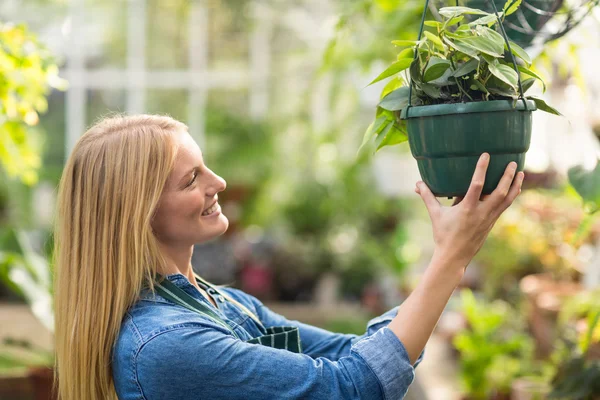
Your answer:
[53,114,186,400]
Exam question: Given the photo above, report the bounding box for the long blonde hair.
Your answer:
[53,114,186,400]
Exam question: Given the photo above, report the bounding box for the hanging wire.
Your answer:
[487,0,528,109]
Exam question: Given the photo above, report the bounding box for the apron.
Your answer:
[154,273,302,354]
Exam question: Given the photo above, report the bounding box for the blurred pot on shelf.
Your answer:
[510,377,550,400]
[520,273,582,357]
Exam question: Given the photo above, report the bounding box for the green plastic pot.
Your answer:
[400,99,536,198]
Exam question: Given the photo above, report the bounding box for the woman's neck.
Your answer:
[159,244,202,291]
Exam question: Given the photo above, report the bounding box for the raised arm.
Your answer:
[390,153,524,363]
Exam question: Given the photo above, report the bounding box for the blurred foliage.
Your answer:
[323,316,371,335]
[549,309,600,399]
[205,106,274,186]
[559,290,600,353]
[323,0,424,73]
[0,22,66,186]
[453,289,552,399]
[0,337,53,374]
[0,228,54,332]
[569,161,600,214]
[474,189,592,299]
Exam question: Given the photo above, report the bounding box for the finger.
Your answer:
[492,171,525,218]
[487,161,518,208]
[452,196,464,206]
[416,181,441,217]
[464,153,490,207]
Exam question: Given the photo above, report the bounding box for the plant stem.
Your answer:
[450,57,473,102]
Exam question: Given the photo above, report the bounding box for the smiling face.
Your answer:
[151,129,228,247]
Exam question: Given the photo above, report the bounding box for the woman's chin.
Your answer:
[209,214,229,237]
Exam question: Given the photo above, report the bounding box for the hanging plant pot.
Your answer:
[400,99,536,197]
[359,0,562,190]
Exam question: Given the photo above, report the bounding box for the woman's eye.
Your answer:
[187,173,197,187]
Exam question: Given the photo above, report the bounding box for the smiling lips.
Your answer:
[202,202,219,216]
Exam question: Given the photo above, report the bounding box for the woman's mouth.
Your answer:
[201,202,220,217]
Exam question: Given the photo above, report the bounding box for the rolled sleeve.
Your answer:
[359,306,425,369]
[351,327,416,400]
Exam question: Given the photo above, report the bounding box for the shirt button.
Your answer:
[217,295,225,302]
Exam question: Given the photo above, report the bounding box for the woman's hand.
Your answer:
[415,153,524,272]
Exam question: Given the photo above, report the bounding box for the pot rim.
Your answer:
[400,99,537,119]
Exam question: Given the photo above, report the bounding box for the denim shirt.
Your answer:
[112,273,423,400]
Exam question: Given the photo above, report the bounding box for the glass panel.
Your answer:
[39,90,66,184]
[207,0,250,69]
[145,89,189,124]
[85,89,127,127]
[84,1,127,69]
[146,0,190,69]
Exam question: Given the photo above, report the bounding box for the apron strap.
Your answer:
[155,276,239,338]
[155,274,302,353]
[192,272,265,329]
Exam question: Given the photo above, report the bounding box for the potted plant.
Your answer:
[453,290,542,400]
[0,228,56,399]
[360,0,560,197]
[548,310,600,400]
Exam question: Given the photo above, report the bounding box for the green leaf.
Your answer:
[443,16,464,29]
[423,31,446,51]
[409,58,422,84]
[375,123,408,150]
[368,58,413,86]
[424,21,443,28]
[468,13,502,27]
[520,78,536,93]
[528,96,562,116]
[424,58,452,82]
[488,86,518,98]
[568,161,600,212]
[391,40,418,47]
[439,6,490,18]
[378,87,410,111]
[503,0,522,16]
[374,122,394,149]
[506,41,531,66]
[485,58,518,89]
[420,83,442,98]
[358,116,388,153]
[443,36,480,59]
[397,47,414,60]
[477,26,505,51]
[453,58,479,77]
[518,66,546,92]
[380,76,404,99]
[470,79,489,93]
[455,35,503,57]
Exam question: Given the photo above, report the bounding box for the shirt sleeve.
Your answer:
[135,321,416,400]
[231,288,424,366]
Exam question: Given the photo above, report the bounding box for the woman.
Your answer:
[53,114,524,400]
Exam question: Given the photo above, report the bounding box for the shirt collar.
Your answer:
[138,273,198,303]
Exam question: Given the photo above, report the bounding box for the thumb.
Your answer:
[417,182,440,216]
